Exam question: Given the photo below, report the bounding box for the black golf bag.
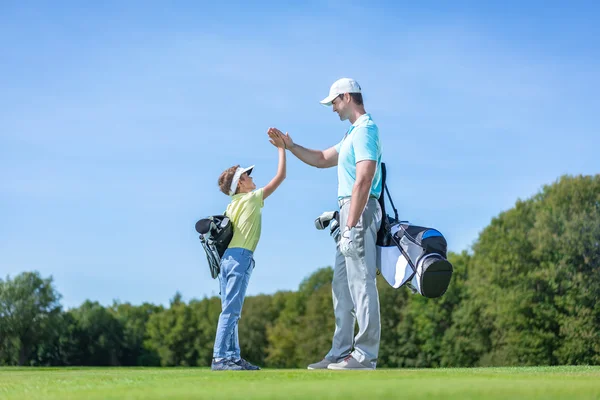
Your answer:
[195,215,233,279]
[376,163,453,298]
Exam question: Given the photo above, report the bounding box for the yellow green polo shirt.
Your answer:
[225,188,264,252]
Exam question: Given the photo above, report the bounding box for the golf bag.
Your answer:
[195,214,233,279]
[375,163,453,298]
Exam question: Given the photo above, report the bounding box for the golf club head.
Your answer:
[196,219,215,235]
[315,211,338,230]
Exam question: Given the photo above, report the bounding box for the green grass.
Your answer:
[1,366,599,400]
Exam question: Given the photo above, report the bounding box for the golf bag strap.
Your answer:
[379,162,399,222]
[385,183,398,222]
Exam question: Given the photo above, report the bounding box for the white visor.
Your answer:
[229,165,254,196]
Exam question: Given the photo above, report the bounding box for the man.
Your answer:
[267,77,383,370]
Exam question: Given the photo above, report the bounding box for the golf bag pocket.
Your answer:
[377,222,453,298]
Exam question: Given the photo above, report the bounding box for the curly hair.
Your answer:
[218,165,240,195]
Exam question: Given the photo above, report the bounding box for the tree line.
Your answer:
[1,174,598,367]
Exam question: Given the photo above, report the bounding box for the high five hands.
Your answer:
[267,128,293,150]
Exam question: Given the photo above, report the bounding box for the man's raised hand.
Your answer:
[268,127,294,150]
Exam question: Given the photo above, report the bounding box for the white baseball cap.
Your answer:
[320,78,362,106]
[229,165,254,196]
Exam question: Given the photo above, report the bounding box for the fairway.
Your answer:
[1,366,599,400]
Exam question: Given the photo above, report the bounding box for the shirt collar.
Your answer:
[345,113,371,137]
[352,113,371,127]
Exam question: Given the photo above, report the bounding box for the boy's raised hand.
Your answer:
[267,128,288,149]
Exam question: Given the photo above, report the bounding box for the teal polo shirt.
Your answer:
[334,113,382,200]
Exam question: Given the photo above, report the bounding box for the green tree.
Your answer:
[532,175,600,364]
[265,267,333,368]
[68,301,125,366]
[145,292,201,366]
[239,294,281,367]
[264,291,304,367]
[31,311,78,366]
[294,280,335,366]
[0,271,62,365]
[448,174,600,366]
[376,274,409,367]
[189,296,221,367]
[111,301,163,366]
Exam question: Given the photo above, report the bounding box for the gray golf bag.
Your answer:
[376,163,453,298]
[377,220,453,298]
[195,215,233,279]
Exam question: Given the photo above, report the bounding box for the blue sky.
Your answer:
[1,1,598,308]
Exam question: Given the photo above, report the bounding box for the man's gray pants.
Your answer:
[325,197,382,369]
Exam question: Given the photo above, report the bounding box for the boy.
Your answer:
[211,132,287,371]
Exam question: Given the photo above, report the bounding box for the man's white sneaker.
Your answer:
[327,355,374,370]
[307,358,334,369]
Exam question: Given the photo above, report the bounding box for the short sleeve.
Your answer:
[252,188,264,208]
[353,125,380,162]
